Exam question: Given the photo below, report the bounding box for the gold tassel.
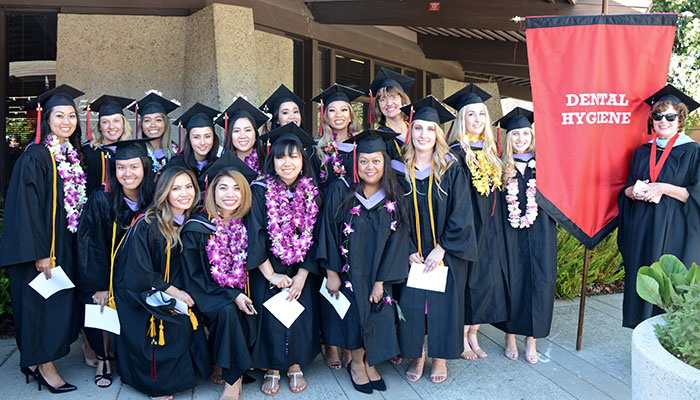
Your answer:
[158,320,165,346]
[108,296,116,310]
[148,315,156,338]
[188,309,199,330]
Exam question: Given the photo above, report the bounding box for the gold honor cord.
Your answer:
[108,220,131,309]
[100,153,106,185]
[410,161,440,263]
[49,153,58,268]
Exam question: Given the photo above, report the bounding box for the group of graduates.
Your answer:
[0,64,697,400]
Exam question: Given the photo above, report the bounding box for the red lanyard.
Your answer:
[649,134,679,183]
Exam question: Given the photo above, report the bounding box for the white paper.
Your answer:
[633,180,661,203]
[406,263,448,293]
[147,290,188,315]
[263,290,305,328]
[84,304,121,335]
[319,277,351,319]
[28,266,75,299]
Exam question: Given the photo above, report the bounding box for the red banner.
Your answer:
[526,14,677,248]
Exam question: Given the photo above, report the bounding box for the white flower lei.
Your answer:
[44,134,87,233]
[505,159,538,229]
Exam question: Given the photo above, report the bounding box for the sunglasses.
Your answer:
[652,113,678,122]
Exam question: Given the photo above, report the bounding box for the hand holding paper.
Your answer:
[320,277,351,319]
[28,266,75,299]
[406,262,448,293]
[263,290,305,328]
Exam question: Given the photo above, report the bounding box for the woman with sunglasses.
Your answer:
[617,84,700,328]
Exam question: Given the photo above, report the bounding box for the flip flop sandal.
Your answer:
[287,371,306,393]
[261,373,280,396]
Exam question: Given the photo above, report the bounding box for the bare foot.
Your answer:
[406,350,425,382]
[261,369,280,395]
[467,326,487,358]
[324,345,341,370]
[81,332,98,367]
[430,358,447,383]
[341,347,353,368]
[211,365,225,385]
[504,333,519,361]
[524,337,539,364]
[220,377,242,400]
[287,365,306,393]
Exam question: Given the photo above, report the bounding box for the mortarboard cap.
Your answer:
[174,102,219,131]
[202,150,259,183]
[493,107,534,131]
[344,129,398,154]
[107,138,151,161]
[88,95,134,118]
[312,83,364,105]
[368,67,415,96]
[128,92,180,116]
[644,84,700,113]
[400,96,455,125]
[443,84,492,111]
[27,84,85,143]
[260,84,304,116]
[259,122,315,148]
[215,97,269,131]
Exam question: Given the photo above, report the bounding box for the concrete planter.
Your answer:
[631,314,700,399]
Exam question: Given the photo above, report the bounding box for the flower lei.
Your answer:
[505,159,538,229]
[464,147,502,196]
[339,199,404,320]
[44,134,87,233]
[265,175,319,265]
[206,216,248,289]
[320,132,348,182]
[243,147,260,174]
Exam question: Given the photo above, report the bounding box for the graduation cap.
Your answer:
[202,149,259,185]
[368,68,415,125]
[107,138,152,161]
[172,102,219,154]
[258,122,315,154]
[400,96,455,125]
[311,83,365,137]
[644,84,700,113]
[344,129,399,183]
[27,84,85,144]
[259,84,304,119]
[127,91,180,139]
[215,97,269,146]
[85,95,135,141]
[493,107,534,131]
[443,84,492,111]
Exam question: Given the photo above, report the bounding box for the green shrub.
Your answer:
[555,226,625,299]
[654,284,700,369]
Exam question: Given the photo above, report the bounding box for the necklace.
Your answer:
[44,134,87,233]
[206,216,248,289]
[320,132,350,182]
[243,147,260,174]
[505,159,538,228]
[464,146,502,195]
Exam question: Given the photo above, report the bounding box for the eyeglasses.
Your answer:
[378,94,401,105]
[652,113,678,122]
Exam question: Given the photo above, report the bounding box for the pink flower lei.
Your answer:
[505,159,538,229]
[243,147,260,174]
[265,175,319,265]
[206,215,248,289]
[320,132,349,182]
[44,134,87,233]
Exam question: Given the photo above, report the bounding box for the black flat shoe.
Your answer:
[347,365,372,394]
[20,367,37,384]
[35,368,77,393]
[370,377,386,391]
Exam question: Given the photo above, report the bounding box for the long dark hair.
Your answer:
[336,150,407,225]
[107,156,156,228]
[263,137,321,206]
[224,116,265,171]
[39,104,83,151]
[180,127,220,171]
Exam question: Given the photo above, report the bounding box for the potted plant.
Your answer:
[632,255,700,399]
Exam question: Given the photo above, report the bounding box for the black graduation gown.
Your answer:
[180,214,256,385]
[378,123,407,162]
[244,181,321,371]
[113,215,204,397]
[0,143,80,367]
[393,160,477,359]
[451,144,509,325]
[82,143,110,195]
[311,140,355,194]
[492,161,558,338]
[316,179,409,366]
[617,140,700,328]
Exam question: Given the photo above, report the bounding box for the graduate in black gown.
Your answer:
[394,97,477,383]
[113,166,203,399]
[316,130,409,394]
[491,109,557,365]
[367,67,414,161]
[76,139,155,387]
[212,96,270,181]
[618,85,700,328]
[82,95,134,195]
[0,84,85,393]
[311,84,365,193]
[180,168,257,400]
[259,84,304,130]
[128,91,180,178]
[443,84,508,360]
[245,123,321,395]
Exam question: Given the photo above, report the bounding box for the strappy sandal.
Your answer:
[94,355,113,388]
[287,370,307,393]
[261,373,280,396]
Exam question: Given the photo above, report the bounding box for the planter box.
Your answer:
[631,314,700,399]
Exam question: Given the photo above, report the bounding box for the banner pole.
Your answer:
[576,248,591,350]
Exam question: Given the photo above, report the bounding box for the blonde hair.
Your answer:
[315,101,360,163]
[204,170,252,222]
[142,112,175,159]
[502,127,535,180]
[144,167,200,248]
[451,103,504,181]
[402,120,454,193]
[372,86,410,126]
[89,114,133,149]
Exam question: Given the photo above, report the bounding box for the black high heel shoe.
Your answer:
[347,362,373,394]
[35,367,77,393]
[20,367,37,384]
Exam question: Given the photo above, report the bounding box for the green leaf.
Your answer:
[658,254,686,276]
[637,273,663,307]
[686,264,700,285]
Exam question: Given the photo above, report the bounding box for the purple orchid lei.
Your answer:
[265,175,319,265]
[243,147,260,174]
[320,132,347,183]
[339,198,404,320]
[44,134,87,233]
[206,216,248,289]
